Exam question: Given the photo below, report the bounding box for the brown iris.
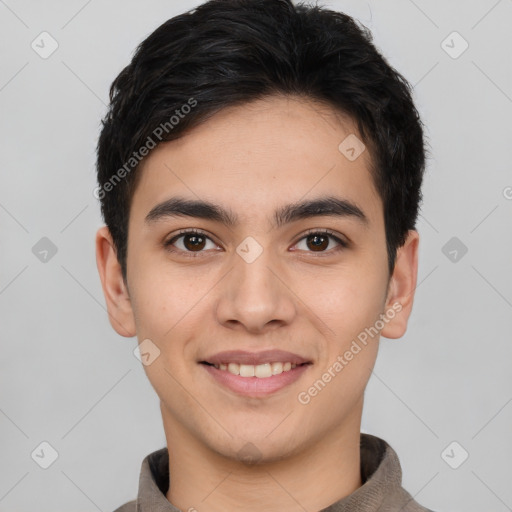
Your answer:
[306,233,329,252]
[183,233,207,251]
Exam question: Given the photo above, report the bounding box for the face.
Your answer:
[97,94,419,463]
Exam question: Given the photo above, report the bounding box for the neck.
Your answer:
[163,404,363,512]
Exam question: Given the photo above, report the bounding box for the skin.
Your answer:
[96,94,419,512]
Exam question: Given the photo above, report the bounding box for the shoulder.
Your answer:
[112,499,136,512]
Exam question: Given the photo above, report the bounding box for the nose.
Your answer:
[215,245,297,334]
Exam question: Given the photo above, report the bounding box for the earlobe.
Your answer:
[380,230,420,340]
[95,226,137,337]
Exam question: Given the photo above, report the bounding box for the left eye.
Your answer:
[294,230,347,253]
[164,229,347,256]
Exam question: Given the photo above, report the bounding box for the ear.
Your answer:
[95,226,136,337]
[380,229,420,339]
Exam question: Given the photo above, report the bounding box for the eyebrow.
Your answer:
[145,195,369,229]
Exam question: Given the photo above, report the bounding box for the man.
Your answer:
[95,0,436,510]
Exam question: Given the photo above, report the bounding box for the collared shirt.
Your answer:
[113,433,436,512]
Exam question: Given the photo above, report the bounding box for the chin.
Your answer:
[207,429,303,465]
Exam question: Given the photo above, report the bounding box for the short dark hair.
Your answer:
[96,0,427,282]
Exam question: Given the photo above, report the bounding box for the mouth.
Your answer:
[200,361,311,378]
[199,350,313,397]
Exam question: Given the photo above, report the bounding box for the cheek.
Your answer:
[309,269,386,339]
[128,267,179,337]
[128,264,212,353]
[304,280,382,407]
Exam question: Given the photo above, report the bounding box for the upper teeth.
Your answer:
[213,362,298,378]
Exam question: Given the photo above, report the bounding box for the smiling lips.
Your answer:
[200,349,312,381]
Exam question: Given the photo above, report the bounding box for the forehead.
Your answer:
[130,95,383,230]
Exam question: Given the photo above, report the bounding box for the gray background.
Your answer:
[1,0,511,511]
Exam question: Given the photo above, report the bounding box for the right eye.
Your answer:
[164,229,220,257]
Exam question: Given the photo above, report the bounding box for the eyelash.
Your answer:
[164,228,349,258]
